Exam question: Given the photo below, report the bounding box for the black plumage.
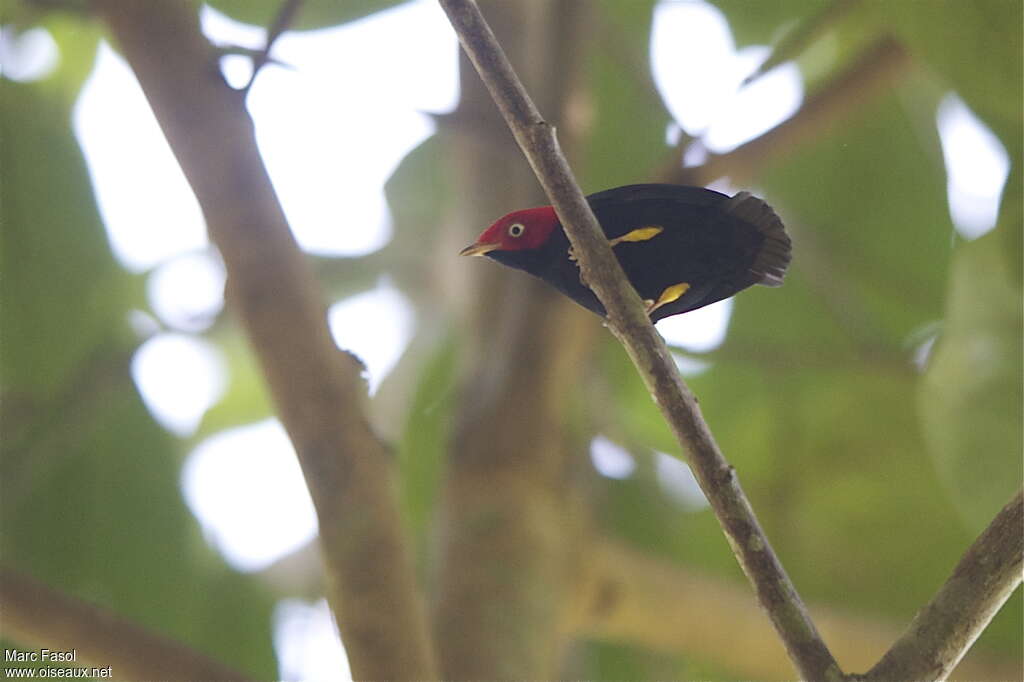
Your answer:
[486,184,791,322]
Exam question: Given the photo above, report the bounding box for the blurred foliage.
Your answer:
[878,0,1022,152]
[1,0,1020,680]
[396,336,457,555]
[0,51,277,678]
[204,0,405,32]
[582,0,668,191]
[919,230,1023,529]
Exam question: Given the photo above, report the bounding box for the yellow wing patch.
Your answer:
[645,282,691,315]
[609,225,663,247]
[568,226,664,265]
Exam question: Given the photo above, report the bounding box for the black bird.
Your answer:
[459,183,791,322]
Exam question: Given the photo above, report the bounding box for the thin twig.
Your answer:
[857,488,1024,681]
[437,1,842,679]
[0,567,253,682]
[92,3,436,680]
[242,0,303,94]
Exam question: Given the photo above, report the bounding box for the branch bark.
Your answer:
[0,567,252,682]
[858,488,1023,682]
[438,1,841,679]
[92,3,436,680]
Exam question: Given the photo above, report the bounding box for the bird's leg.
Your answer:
[646,282,691,314]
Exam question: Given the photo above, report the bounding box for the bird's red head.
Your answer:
[459,206,560,257]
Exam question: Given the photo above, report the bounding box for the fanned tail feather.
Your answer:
[723,191,791,287]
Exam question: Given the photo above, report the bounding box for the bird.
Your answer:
[459,183,791,322]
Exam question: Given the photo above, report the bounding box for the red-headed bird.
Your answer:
[459,184,791,322]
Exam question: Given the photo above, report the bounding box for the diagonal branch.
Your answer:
[437,1,841,679]
[857,488,1023,682]
[0,567,252,682]
[91,2,436,680]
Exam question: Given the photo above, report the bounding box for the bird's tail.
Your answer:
[724,191,791,287]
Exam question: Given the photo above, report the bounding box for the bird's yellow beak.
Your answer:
[459,242,500,257]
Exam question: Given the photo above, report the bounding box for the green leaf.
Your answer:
[382,133,450,300]
[398,335,457,545]
[384,135,448,247]
[918,228,1023,530]
[196,326,274,440]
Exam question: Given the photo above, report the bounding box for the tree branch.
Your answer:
[91,3,436,680]
[0,567,252,682]
[438,1,841,679]
[857,488,1023,681]
[242,0,303,93]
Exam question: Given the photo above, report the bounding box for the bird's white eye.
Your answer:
[508,223,525,238]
